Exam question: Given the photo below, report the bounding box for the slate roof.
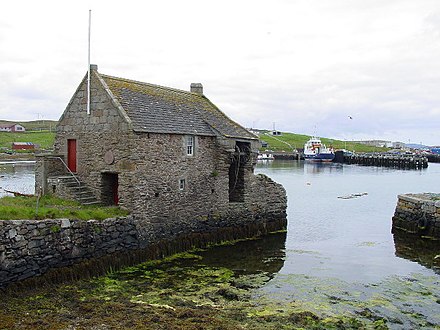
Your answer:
[0,123,16,128]
[99,73,257,140]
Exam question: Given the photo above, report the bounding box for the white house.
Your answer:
[0,123,26,132]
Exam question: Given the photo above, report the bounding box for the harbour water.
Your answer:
[255,160,440,281]
[1,160,440,328]
[254,160,440,329]
[0,161,35,197]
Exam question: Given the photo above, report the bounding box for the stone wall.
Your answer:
[392,193,440,238]
[0,217,138,288]
[126,133,225,220]
[35,154,68,195]
[0,179,286,289]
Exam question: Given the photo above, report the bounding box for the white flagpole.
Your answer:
[87,9,91,115]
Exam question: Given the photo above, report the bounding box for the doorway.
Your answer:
[228,141,250,203]
[101,173,119,205]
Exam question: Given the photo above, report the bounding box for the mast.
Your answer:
[87,9,91,115]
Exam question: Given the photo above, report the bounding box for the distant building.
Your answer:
[351,140,392,148]
[12,142,34,150]
[0,123,26,132]
[392,141,405,149]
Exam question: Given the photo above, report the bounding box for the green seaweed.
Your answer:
[1,238,440,329]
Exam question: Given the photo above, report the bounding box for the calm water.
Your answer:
[256,160,440,282]
[254,160,440,329]
[0,161,35,197]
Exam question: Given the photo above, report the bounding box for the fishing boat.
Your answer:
[303,137,334,162]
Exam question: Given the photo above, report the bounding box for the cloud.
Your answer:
[0,0,439,145]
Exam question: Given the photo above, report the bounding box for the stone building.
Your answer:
[35,65,287,234]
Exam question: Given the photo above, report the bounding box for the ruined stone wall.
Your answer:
[392,193,440,238]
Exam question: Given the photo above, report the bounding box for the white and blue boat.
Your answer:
[304,137,334,162]
[257,151,275,160]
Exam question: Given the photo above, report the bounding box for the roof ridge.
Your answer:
[100,73,201,97]
[100,72,257,140]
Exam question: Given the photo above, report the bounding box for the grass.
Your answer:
[0,131,55,150]
[258,130,389,153]
[0,195,130,220]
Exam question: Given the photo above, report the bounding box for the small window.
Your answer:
[186,136,194,156]
[179,178,186,191]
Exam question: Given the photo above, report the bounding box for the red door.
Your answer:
[67,139,77,172]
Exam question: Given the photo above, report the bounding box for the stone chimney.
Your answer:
[190,83,203,95]
[90,64,98,71]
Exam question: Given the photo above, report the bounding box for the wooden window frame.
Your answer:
[186,135,194,156]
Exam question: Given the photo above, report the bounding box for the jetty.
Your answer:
[427,154,440,163]
[334,151,428,169]
[392,193,440,238]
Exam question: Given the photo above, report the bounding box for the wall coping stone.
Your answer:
[398,193,440,205]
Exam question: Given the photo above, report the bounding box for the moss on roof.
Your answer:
[100,74,257,140]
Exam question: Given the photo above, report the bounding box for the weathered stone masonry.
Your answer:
[392,193,440,238]
[0,217,137,287]
[1,173,286,288]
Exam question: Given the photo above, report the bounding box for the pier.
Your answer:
[427,154,440,163]
[335,151,428,169]
[392,193,440,238]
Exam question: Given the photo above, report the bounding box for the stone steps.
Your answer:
[56,176,100,206]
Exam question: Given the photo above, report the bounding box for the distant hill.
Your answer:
[0,120,58,131]
[405,143,429,149]
[254,130,389,153]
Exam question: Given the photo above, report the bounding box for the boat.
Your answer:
[303,137,335,162]
[257,152,275,160]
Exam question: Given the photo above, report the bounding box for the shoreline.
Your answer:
[0,153,35,162]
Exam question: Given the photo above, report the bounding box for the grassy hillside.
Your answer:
[22,120,57,131]
[257,130,388,153]
[0,131,55,150]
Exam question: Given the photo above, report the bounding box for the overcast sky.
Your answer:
[1,0,439,145]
